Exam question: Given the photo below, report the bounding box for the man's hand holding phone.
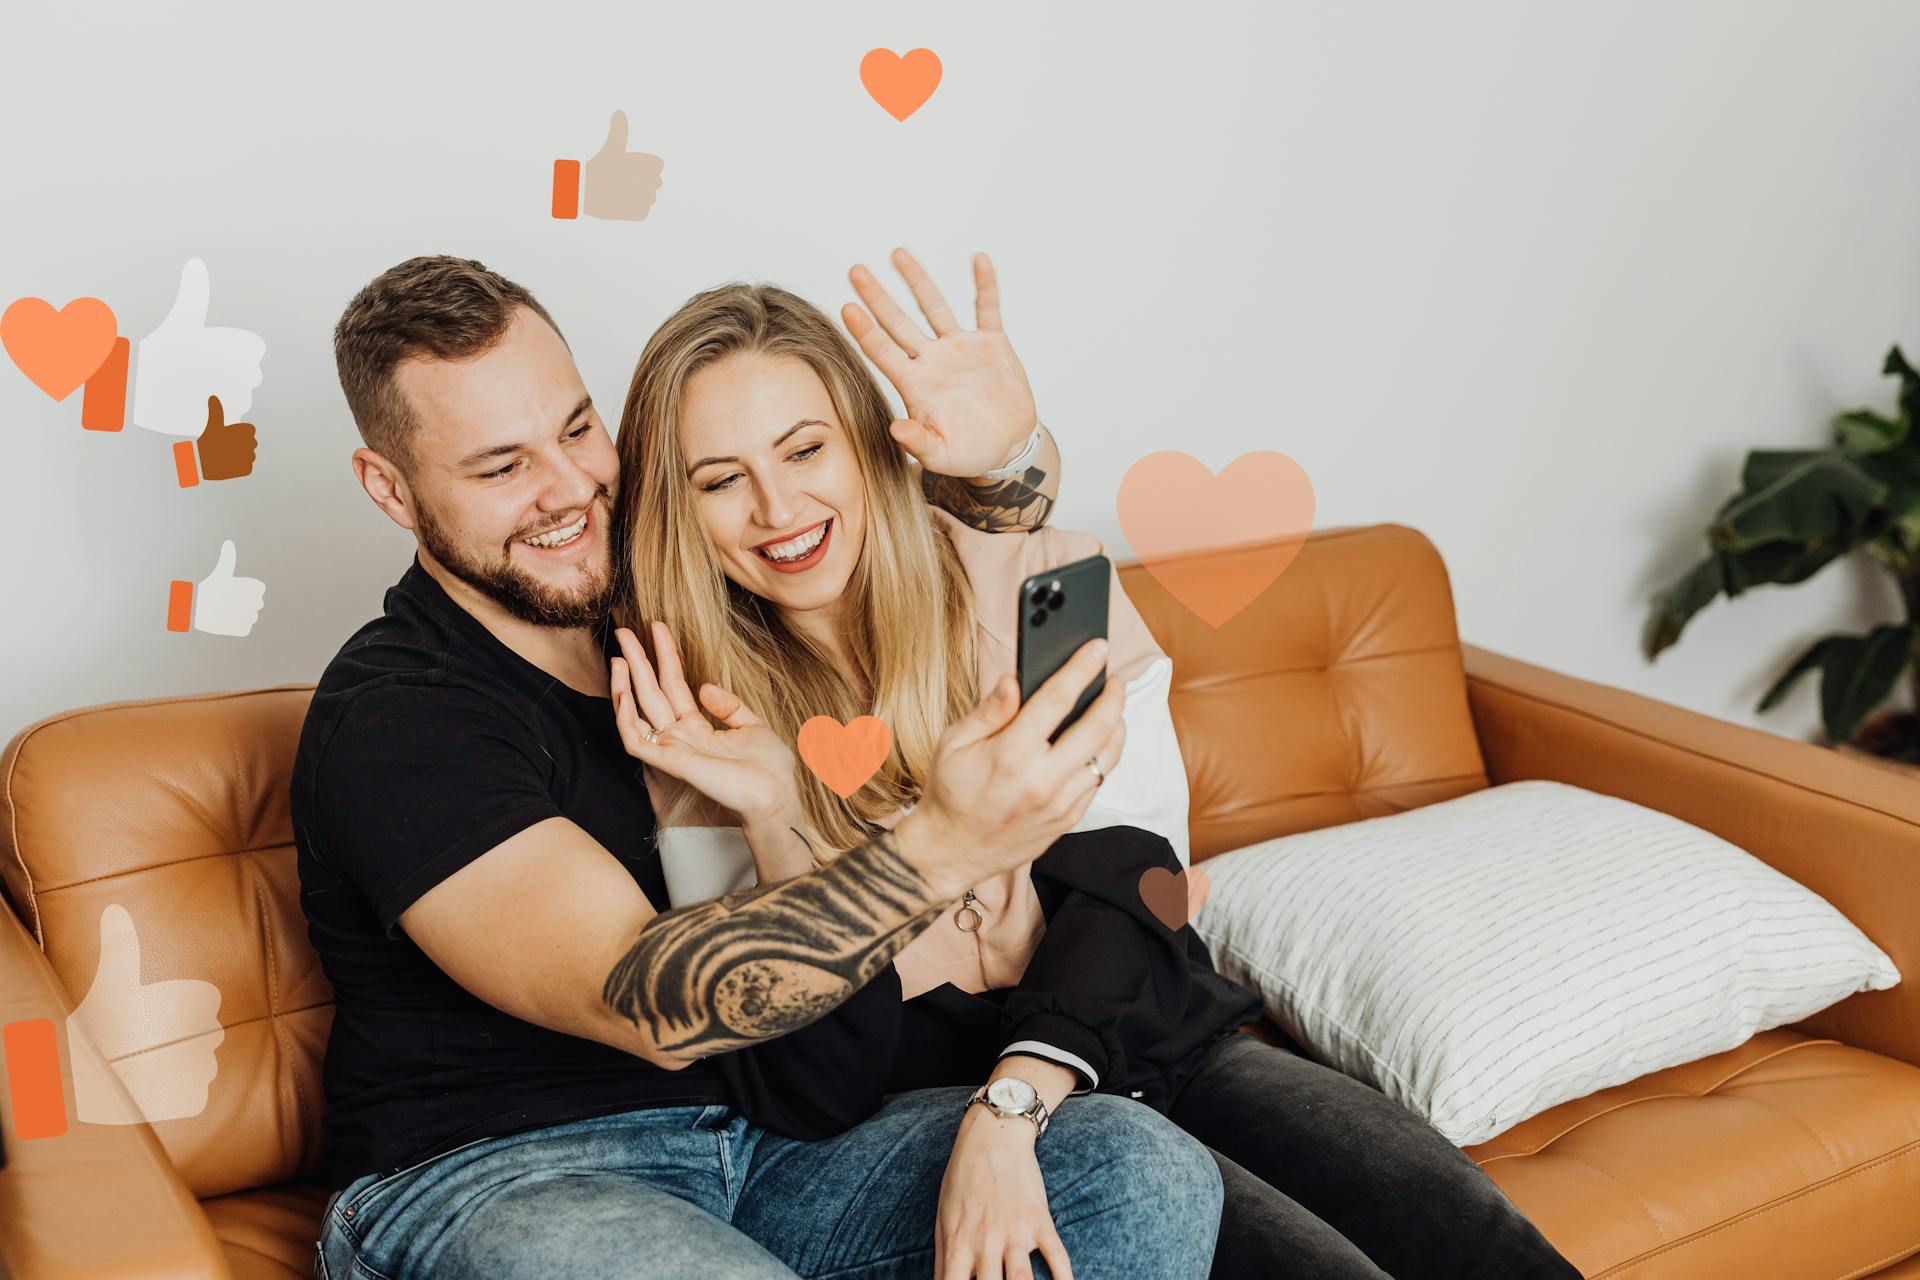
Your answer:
[897,638,1126,898]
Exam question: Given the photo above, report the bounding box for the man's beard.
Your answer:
[415,489,618,630]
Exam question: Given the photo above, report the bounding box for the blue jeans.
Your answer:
[313,1085,1223,1279]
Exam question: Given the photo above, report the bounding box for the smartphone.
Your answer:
[1016,554,1111,743]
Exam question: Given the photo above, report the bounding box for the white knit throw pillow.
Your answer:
[1191,780,1901,1145]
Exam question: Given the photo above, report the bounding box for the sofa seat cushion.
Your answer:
[1464,1029,1920,1279]
[199,1180,330,1279]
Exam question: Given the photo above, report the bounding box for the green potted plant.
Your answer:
[1645,345,1920,767]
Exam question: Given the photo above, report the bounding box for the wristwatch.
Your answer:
[965,1076,1051,1138]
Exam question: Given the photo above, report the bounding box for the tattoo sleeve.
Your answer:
[922,422,1061,533]
[602,829,947,1059]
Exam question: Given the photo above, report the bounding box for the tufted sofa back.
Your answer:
[1117,523,1489,859]
[0,686,328,1197]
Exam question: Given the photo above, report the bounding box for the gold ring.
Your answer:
[1085,757,1106,787]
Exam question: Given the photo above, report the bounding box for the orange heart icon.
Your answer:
[798,715,893,799]
[1138,866,1212,931]
[2,297,118,402]
[860,48,942,121]
[1117,451,1314,628]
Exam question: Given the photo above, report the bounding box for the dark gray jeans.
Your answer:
[1168,1033,1583,1279]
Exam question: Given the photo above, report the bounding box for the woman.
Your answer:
[606,251,1583,1280]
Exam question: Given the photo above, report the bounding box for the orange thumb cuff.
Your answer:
[80,337,130,432]
[551,159,582,219]
[166,581,194,633]
[172,439,200,487]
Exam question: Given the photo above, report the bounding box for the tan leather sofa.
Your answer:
[3,522,1918,1279]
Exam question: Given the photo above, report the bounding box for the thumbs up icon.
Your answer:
[551,111,665,221]
[165,539,267,636]
[74,258,268,440]
[171,395,258,487]
[130,259,266,437]
[2,905,225,1139]
[65,904,225,1125]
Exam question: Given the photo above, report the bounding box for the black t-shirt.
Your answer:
[293,559,904,1191]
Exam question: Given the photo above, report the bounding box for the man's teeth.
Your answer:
[523,512,588,549]
[760,522,828,562]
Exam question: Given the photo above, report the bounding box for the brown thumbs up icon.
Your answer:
[172,395,258,487]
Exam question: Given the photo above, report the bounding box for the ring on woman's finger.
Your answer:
[1084,756,1106,787]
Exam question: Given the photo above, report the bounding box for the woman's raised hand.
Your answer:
[610,622,800,828]
[841,248,1039,479]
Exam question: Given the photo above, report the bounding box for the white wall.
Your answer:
[4,0,1917,750]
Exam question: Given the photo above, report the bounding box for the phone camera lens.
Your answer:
[1029,609,1048,627]
[1046,589,1065,610]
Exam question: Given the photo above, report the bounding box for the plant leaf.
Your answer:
[1718,537,1853,592]
[1709,452,1887,552]
[1887,344,1920,430]
[1757,624,1913,743]
[1644,554,1724,659]
[1741,448,1832,491]
[1824,624,1913,743]
[1834,409,1908,454]
[1758,635,1848,712]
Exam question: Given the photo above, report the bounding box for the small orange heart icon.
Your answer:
[860,48,942,121]
[1139,866,1212,931]
[2,297,118,402]
[798,715,893,798]
[1117,450,1314,628]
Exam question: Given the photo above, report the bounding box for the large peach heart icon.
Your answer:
[860,48,942,121]
[1117,451,1314,628]
[2,297,118,401]
[798,715,893,798]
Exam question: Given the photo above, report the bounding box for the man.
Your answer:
[296,253,1223,1279]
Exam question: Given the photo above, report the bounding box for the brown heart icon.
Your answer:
[1138,866,1212,931]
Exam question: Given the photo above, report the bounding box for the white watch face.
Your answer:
[987,1077,1037,1113]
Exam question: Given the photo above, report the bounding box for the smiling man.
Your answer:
[294,255,1224,1280]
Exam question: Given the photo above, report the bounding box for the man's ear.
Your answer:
[352,447,417,532]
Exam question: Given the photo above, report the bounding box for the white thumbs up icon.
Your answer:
[166,539,267,636]
[129,259,266,437]
[65,904,225,1125]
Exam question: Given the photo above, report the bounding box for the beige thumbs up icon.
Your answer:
[551,111,664,221]
[65,903,224,1125]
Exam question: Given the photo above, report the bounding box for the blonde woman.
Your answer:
[606,254,1583,1280]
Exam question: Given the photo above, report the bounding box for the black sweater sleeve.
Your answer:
[998,826,1263,1111]
[704,959,904,1140]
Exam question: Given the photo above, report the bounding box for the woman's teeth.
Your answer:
[523,512,588,549]
[759,521,828,562]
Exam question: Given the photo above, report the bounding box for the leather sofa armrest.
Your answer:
[1461,643,1920,1069]
[0,901,230,1279]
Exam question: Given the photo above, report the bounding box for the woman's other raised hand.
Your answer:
[610,622,802,834]
[841,248,1040,479]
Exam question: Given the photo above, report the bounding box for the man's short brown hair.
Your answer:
[333,255,566,471]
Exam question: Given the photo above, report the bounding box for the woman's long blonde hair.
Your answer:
[614,283,978,849]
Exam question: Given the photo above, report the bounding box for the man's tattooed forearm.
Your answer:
[923,466,1056,534]
[601,830,947,1059]
[922,423,1062,534]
